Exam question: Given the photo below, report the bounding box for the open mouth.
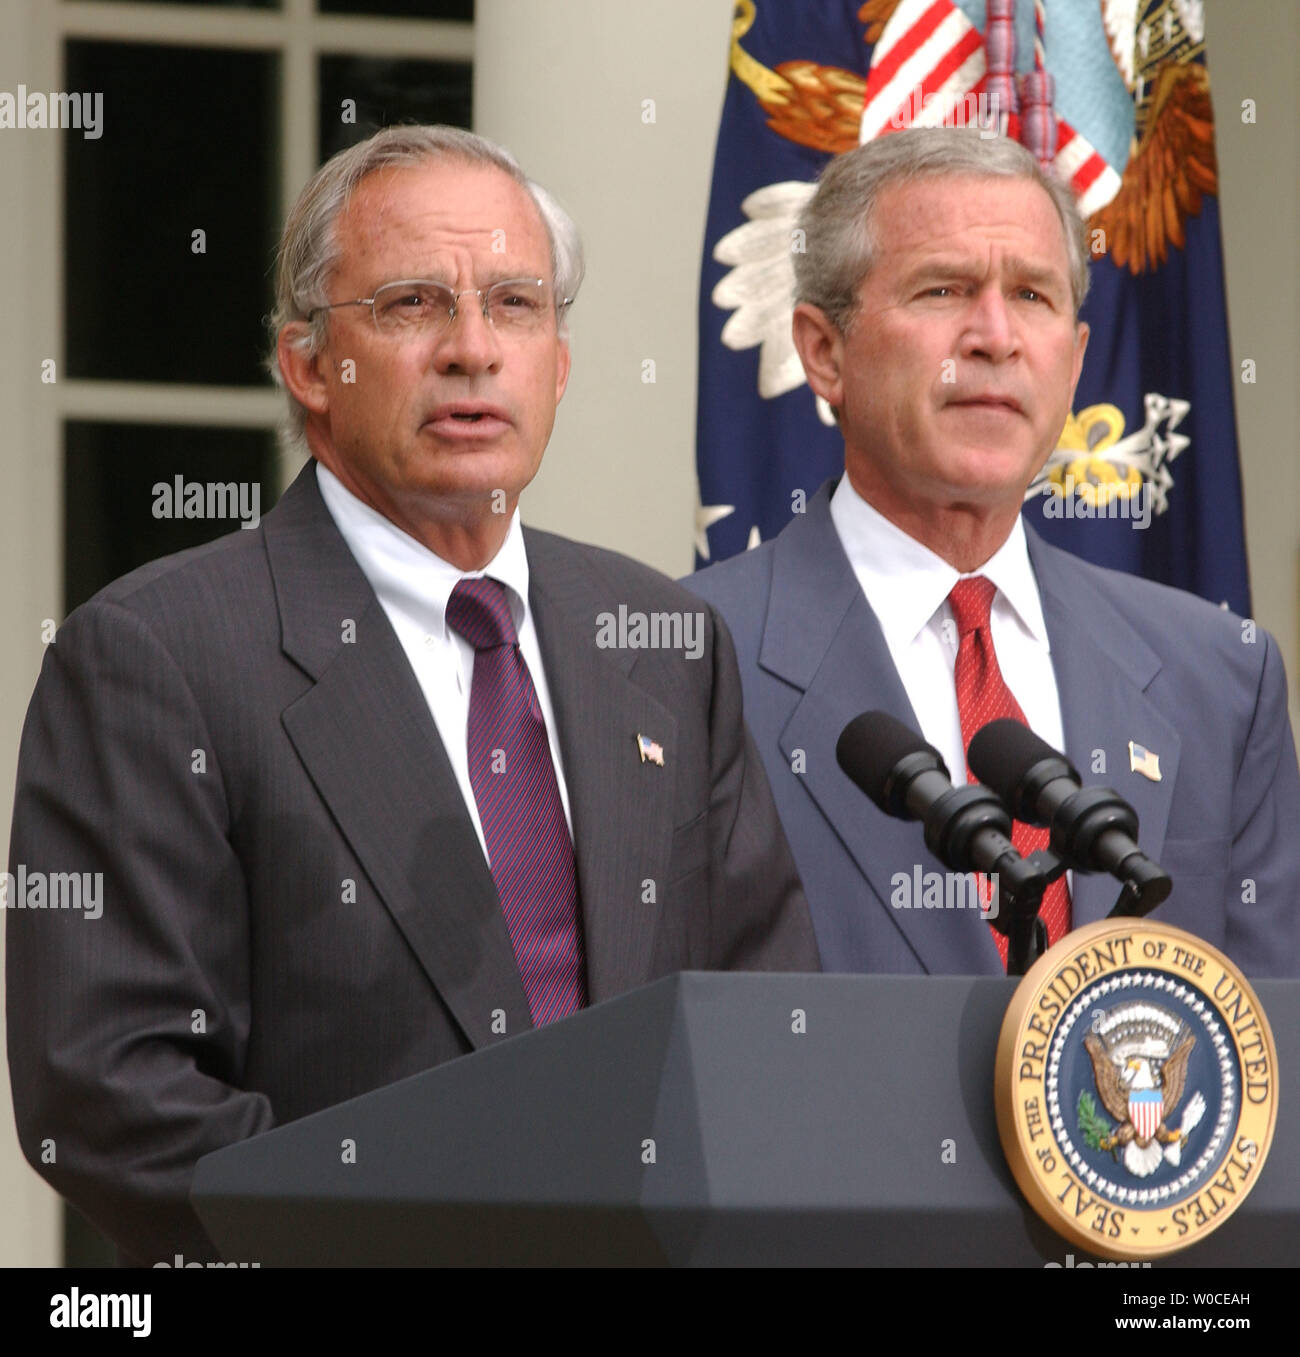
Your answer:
[424,404,511,436]
[428,403,510,426]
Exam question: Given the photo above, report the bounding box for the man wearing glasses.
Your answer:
[6,125,818,1266]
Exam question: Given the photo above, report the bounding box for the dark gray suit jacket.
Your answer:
[6,461,818,1265]
[685,480,1300,979]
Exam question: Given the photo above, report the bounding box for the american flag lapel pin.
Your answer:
[1128,741,1162,782]
[636,733,664,767]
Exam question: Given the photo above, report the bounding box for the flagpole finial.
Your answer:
[985,0,1019,125]
[1019,69,1058,169]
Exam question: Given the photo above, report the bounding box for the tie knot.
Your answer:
[446,577,517,650]
[947,575,997,638]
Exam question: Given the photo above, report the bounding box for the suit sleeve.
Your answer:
[700,603,821,971]
[1224,629,1300,978]
[5,599,274,1265]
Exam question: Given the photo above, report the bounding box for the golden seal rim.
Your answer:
[995,917,1278,1261]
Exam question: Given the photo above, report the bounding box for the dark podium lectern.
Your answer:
[191,973,1297,1265]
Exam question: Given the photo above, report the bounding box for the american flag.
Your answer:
[1128,741,1162,782]
[857,0,1119,213]
[637,733,665,767]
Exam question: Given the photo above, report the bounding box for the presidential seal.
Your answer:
[996,918,1277,1260]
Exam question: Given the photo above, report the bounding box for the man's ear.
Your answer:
[554,334,571,405]
[1068,319,1090,407]
[791,303,846,412]
[277,323,332,416]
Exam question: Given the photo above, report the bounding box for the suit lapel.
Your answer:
[1027,528,1179,926]
[762,484,1004,973]
[264,464,532,1047]
[524,530,678,1004]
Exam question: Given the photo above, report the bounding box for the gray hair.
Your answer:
[268,124,585,444]
[793,127,1090,331]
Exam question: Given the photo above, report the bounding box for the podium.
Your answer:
[191,973,1297,1265]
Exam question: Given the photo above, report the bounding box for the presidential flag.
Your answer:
[696,0,1250,616]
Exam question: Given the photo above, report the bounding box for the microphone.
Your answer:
[835,711,1047,907]
[966,719,1171,916]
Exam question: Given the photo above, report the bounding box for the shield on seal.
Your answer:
[1130,1088,1164,1142]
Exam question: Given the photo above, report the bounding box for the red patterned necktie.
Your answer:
[948,576,1071,960]
[445,577,586,1024]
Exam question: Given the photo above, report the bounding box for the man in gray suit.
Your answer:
[686,128,1300,979]
[6,126,818,1265]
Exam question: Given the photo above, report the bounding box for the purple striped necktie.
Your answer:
[445,576,587,1025]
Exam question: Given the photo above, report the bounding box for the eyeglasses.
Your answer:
[308,278,572,335]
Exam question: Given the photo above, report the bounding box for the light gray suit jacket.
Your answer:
[6,461,818,1265]
[685,480,1300,979]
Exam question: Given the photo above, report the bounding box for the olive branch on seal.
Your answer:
[1077,1090,1113,1153]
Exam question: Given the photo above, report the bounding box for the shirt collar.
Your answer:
[828,474,1050,650]
[315,460,531,639]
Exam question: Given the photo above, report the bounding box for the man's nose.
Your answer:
[432,294,502,374]
[960,286,1017,362]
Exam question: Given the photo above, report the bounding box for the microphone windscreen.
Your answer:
[967,718,1058,801]
[836,710,942,806]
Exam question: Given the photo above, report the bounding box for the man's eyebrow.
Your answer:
[902,256,1068,290]
[1003,256,1069,290]
[478,270,547,284]
[370,269,546,288]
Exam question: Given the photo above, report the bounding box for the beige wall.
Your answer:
[1209,0,1300,715]
[1,0,1296,1268]
[475,0,736,579]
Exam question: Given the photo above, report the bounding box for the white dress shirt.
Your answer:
[829,475,1066,785]
[316,462,574,865]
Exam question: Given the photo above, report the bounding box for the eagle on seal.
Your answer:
[1083,1031,1202,1178]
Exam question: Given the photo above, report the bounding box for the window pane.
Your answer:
[64,422,280,613]
[319,55,471,161]
[318,0,472,18]
[64,42,279,386]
